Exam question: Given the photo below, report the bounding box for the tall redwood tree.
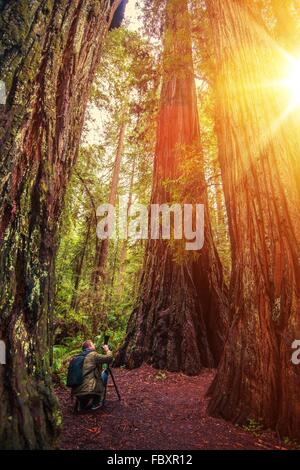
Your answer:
[0,0,121,450]
[116,0,229,375]
[206,0,300,438]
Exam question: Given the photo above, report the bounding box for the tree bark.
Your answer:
[116,0,229,375]
[206,0,300,439]
[0,0,120,450]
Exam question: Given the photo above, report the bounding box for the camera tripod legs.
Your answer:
[104,366,121,402]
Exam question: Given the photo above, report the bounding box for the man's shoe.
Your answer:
[91,402,103,411]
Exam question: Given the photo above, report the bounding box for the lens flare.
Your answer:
[283,57,300,109]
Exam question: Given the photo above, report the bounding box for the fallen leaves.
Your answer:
[87,427,102,437]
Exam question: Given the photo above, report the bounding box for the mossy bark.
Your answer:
[0,0,120,450]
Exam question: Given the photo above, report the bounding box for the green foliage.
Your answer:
[52,337,83,384]
[283,436,300,449]
[154,370,167,381]
[243,418,264,437]
[137,0,167,39]
[53,345,69,373]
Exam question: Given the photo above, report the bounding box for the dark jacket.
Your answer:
[72,349,113,399]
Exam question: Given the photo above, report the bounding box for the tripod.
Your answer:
[104,365,121,401]
[102,335,121,401]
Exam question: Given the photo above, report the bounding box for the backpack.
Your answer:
[66,349,92,388]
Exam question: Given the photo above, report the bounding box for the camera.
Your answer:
[103,334,110,346]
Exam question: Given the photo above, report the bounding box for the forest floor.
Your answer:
[56,365,288,450]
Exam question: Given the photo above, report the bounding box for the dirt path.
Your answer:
[56,365,286,450]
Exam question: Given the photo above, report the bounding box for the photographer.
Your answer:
[70,339,113,411]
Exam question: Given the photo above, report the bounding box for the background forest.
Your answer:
[53,27,159,359]
[53,19,230,370]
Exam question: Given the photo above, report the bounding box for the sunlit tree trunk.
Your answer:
[0,0,120,450]
[214,176,225,230]
[206,0,300,439]
[211,156,231,281]
[116,0,228,375]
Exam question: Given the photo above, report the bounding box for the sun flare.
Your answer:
[282,56,300,109]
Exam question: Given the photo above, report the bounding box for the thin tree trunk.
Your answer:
[105,239,119,310]
[90,119,126,332]
[206,0,300,439]
[0,0,120,450]
[215,176,225,230]
[118,154,136,289]
[116,0,229,375]
[70,215,92,311]
[92,119,127,288]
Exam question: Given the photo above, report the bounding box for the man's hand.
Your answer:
[102,344,110,354]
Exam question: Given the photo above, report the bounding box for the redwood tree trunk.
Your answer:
[206,0,300,439]
[116,0,229,375]
[0,0,120,450]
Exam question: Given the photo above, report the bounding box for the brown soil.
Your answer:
[56,365,288,450]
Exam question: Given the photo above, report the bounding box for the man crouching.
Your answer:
[70,339,113,411]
